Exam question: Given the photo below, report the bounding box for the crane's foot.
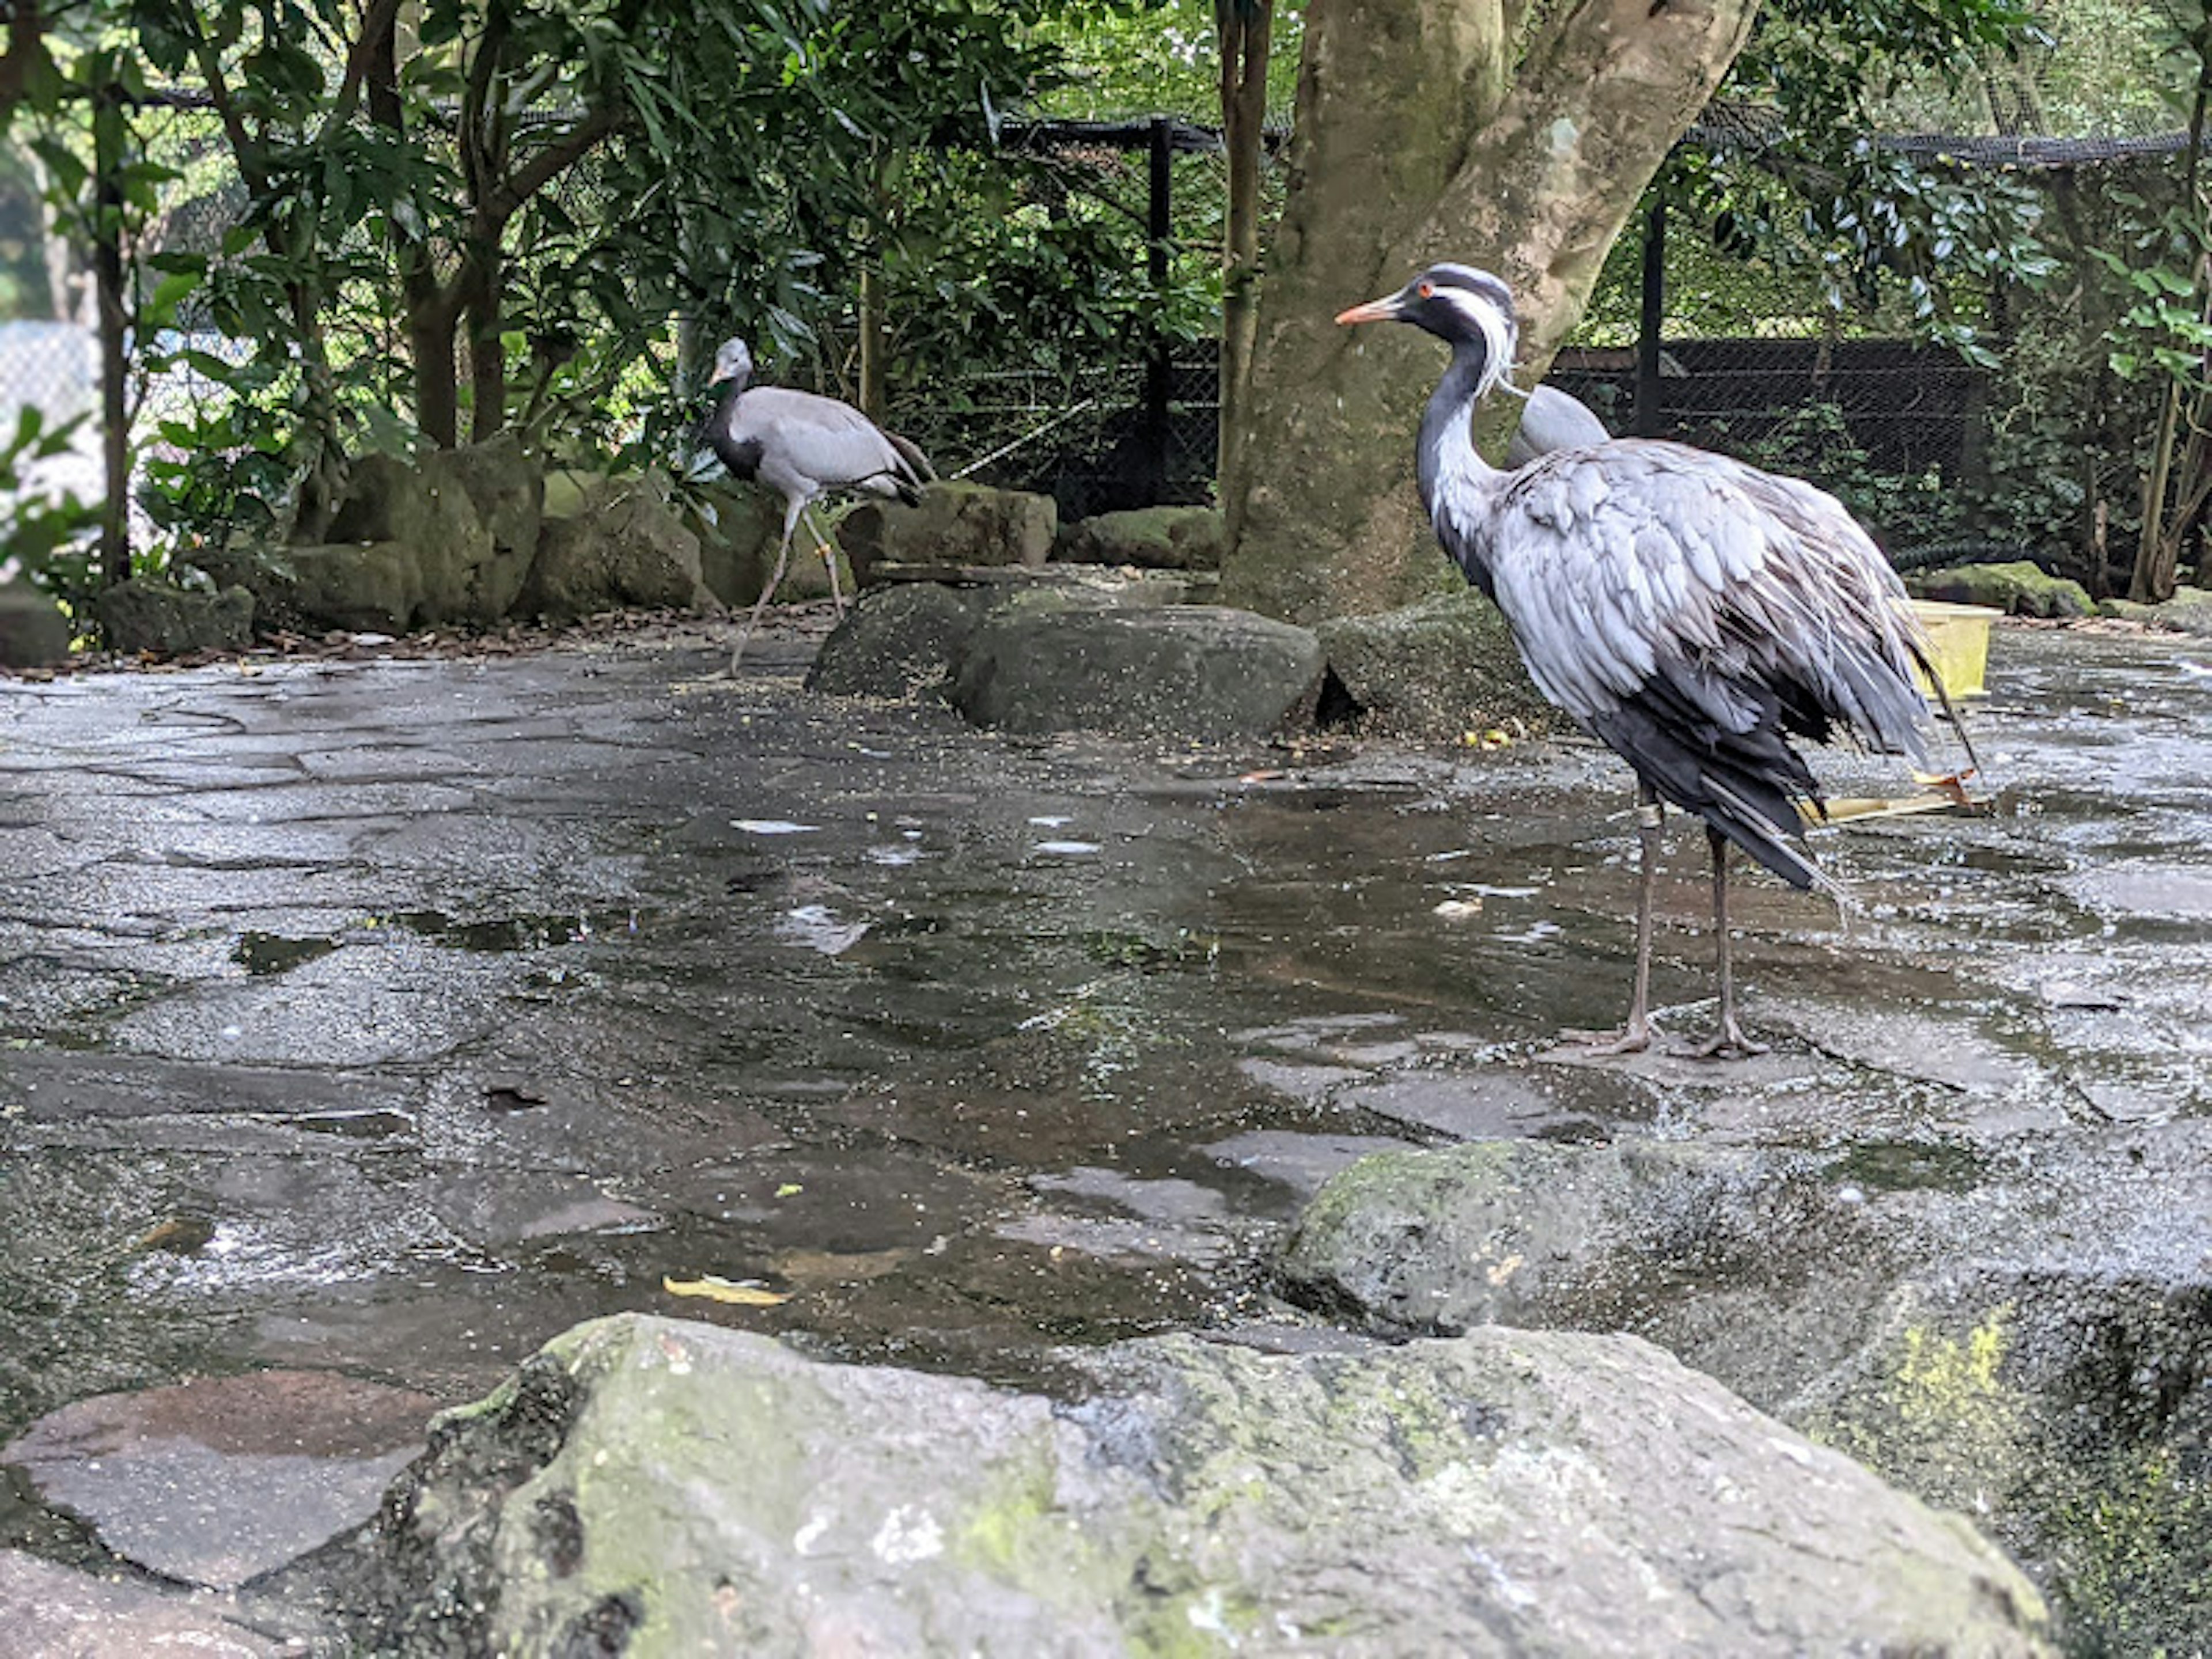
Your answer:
[1559,1020,1656,1056]
[1678,1021,1770,1061]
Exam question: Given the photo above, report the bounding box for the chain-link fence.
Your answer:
[888,355,1217,521]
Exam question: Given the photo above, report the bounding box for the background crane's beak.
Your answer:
[1334,296,1401,326]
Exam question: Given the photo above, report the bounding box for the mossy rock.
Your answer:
[840,482,1057,586]
[515,473,715,623]
[97,579,254,656]
[1314,589,1566,741]
[950,603,1324,741]
[331,1312,2051,1656]
[806,583,992,702]
[0,577,71,667]
[2099,585,2212,637]
[1911,560,2093,619]
[1056,506,1225,571]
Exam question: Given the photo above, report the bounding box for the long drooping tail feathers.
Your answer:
[1590,701,1844,899]
[888,430,935,484]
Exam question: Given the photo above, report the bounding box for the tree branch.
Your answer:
[324,0,404,138]
[480,101,627,232]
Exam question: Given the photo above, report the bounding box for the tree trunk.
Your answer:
[2131,18,2212,605]
[1220,0,1758,623]
[409,302,461,449]
[1216,0,1272,491]
[0,0,46,131]
[466,243,506,444]
[92,81,130,589]
[858,262,887,421]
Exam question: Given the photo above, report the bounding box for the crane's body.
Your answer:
[702,338,932,668]
[1340,263,1959,1055]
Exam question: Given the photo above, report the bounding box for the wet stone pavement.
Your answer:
[0,619,2209,1612]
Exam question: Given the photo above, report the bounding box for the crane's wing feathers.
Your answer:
[720,387,930,501]
[1487,441,1930,760]
[1441,440,1937,888]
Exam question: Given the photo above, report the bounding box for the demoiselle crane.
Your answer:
[701,336,934,669]
[1337,263,1971,1057]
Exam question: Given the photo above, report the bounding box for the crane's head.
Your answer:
[1336,264,1521,402]
[709,336,754,388]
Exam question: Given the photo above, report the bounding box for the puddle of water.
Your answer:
[230,933,339,976]
[1826,1141,1990,1195]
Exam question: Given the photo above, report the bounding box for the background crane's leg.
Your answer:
[800,503,847,619]
[728,497,804,672]
[1688,828,1770,1059]
[1571,783,1662,1055]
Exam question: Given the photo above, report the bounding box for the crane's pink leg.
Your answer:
[728,498,804,672]
[1568,785,1662,1055]
[800,504,847,619]
[1686,828,1770,1059]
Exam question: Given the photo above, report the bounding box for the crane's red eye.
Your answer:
[1416,281,1435,298]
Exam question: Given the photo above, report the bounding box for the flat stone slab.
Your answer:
[2,1370,440,1589]
[0,1551,302,1657]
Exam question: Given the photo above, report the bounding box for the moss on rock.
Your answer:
[1910,560,2093,619]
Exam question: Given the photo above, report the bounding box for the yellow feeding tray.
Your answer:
[1905,599,2002,699]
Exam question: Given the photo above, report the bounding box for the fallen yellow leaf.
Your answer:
[662,1274,790,1306]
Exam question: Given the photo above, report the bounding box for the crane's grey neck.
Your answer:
[1416,336,1506,593]
[703,343,762,480]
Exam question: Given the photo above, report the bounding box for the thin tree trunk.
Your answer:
[858,262,887,422]
[0,0,46,139]
[92,81,130,589]
[466,244,506,444]
[1215,0,1272,496]
[2133,17,2212,603]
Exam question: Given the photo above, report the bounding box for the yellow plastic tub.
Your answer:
[1906,599,2002,699]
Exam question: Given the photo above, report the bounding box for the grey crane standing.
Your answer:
[1338,263,1971,1057]
[700,336,934,670]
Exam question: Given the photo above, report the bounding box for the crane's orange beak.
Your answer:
[1335,296,1400,326]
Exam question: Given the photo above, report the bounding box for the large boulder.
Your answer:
[840,481,1057,586]
[686,480,781,608]
[1277,1107,2212,1652]
[191,539,422,635]
[950,601,1325,741]
[1056,505,1225,571]
[1911,560,2093,619]
[97,579,254,657]
[2100,584,2212,636]
[192,440,544,635]
[805,581,993,701]
[1316,588,1566,740]
[333,1312,2048,1657]
[0,576,71,668]
[427,435,542,622]
[516,474,717,623]
[323,444,523,628]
